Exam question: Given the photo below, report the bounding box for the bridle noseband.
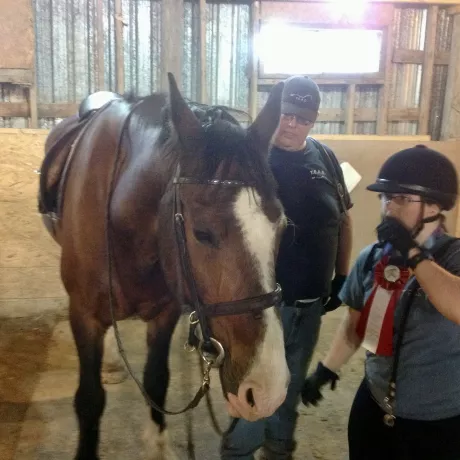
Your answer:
[172,173,283,367]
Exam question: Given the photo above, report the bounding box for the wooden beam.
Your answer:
[345,84,356,134]
[95,0,105,90]
[312,134,432,141]
[0,103,78,118]
[260,2,394,26]
[258,76,384,87]
[114,0,125,94]
[249,1,260,120]
[160,0,183,92]
[199,0,207,103]
[419,6,438,135]
[0,127,433,143]
[0,69,34,86]
[29,75,38,129]
[377,22,394,135]
[0,103,421,123]
[447,5,460,14]
[441,14,460,139]
[393,48,450,66]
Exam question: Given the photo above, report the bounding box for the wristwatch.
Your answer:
[407,249,433,270]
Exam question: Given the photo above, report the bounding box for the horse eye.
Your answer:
[193,229,217,247]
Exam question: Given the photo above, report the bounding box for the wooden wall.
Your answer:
[0,131,66,317]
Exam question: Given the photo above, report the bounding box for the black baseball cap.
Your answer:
[281,75,321,123]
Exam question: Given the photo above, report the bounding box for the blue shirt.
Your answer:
[340,233,460,420]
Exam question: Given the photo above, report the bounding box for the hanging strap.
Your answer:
[307,137,348,214]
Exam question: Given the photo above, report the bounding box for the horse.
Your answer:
[38,73,290,460]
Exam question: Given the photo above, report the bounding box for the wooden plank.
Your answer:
[0,0,34,69]
[447,5,460,14]
[114,0,125,94]
[0,103,78,118]
[312,134,431,141]
[345,84,356,134]
[0,69,34,85]
[377,22,394,135]
[0,127,432,142]
[441,14,460,139]
[419,6,438,135]
[393,48,450,65]
[388,108,420,121]
[260,2,394,26]
[249,1,260,121]
[0,103,420,123]
[39,103,79,118]
[161,0,183,92]
[258,76,384,86]
[95,0,105,90]
[199,0,207,103]
[29,85,38,129]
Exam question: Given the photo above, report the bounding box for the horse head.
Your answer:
[157,74,290,421]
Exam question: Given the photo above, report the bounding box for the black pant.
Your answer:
[348,379,460,460]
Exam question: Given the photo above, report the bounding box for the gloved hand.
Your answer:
[323,274,347,313]
[301,362,339,407]
[376,216,418,258]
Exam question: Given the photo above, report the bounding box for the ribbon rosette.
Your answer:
[356,256,410,356]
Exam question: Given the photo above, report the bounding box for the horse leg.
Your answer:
[70,304,106,460]
[142,304,181,460]
[102,324,128,384]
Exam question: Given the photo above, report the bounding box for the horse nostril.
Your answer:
[246,388,255,407]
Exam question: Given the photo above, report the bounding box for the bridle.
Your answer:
[172,171,283,367]
[104,99,283,418]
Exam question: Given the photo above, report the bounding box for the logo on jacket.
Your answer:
[309,168,327,180]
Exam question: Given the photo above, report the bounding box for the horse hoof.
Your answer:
[143,421,178,460]
[101,367,128,385]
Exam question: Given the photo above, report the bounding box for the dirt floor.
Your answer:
[0,308,366,460]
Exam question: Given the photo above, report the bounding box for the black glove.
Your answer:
[323,274,347,313]
[301,362,339,407]
[376,216,418,258]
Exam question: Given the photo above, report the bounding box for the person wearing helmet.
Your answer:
[301,145,460,460]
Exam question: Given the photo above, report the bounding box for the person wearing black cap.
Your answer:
[301,145,460,460]
[220,76,354,459]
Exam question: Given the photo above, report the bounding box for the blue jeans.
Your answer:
[220,299,324,459]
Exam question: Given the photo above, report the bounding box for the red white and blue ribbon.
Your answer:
[356,255,410,356]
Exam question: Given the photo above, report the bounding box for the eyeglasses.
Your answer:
[379,193,423,206]
[281,113,314,127]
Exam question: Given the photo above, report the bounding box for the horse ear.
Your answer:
[167,72,204,152]
[247,82,284,155]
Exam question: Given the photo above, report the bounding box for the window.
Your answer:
[256,22,383,76]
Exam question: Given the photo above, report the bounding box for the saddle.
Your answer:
[38,91,123,217]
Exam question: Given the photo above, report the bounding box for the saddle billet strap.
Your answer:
[205,284,282,317]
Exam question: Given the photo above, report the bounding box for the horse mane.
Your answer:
[124,91,276,197]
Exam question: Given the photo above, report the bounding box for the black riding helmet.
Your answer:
[367,145,458,211]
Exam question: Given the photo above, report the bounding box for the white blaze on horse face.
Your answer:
[232,188,289,418]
